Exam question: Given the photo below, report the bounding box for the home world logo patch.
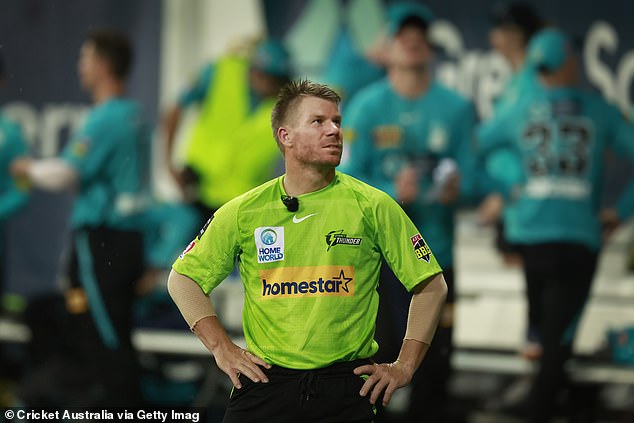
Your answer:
[259,266,354,299]
[254,226,285,263]
[410,233,431,262]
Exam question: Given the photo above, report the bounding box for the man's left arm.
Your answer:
[354,272,447,406]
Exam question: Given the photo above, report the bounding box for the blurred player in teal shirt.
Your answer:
[478,28,634,423]
[11,29,150,406]
[479,1,546,362]
[341,3,477,421]
[480,2,544,269]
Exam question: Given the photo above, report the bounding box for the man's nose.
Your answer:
[325,121,340,135]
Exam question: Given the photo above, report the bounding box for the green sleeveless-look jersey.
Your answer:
[173,172,442,369]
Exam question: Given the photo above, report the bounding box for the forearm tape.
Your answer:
[167,271,216,330]
[404,273,448,344]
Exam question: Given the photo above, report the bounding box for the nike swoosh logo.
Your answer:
[292,213,318,223]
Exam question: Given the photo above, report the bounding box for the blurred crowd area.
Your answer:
[1,0,634,422]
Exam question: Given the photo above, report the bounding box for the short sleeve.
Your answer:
[374,191,443,291]
[178,63,215,108]
[61,117,116,182]
[172,197,241,294]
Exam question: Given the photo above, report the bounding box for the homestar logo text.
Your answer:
[254,226,285,263]
[259,266,354,299]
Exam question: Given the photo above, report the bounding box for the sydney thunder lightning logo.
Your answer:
[325,230,362,251]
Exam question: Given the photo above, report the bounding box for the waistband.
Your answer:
[267,358,374,378]
[265,358,374,401]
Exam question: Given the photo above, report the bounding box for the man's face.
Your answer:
[283,96,343,168]
[77,41,106,90]
[389,25,431,68]
[248,67,279,98]
[489,26,525,61]
[560,54,580,85]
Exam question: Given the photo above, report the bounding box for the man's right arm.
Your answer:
[161,63,215,188]
[353,273,447,406]
[167,269,271,388]
[10,157,78,191]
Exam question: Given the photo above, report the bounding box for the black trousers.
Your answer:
[519,242,597,423]
[222,360,376,423]
[65,226,145,406]
[374,263,454,423]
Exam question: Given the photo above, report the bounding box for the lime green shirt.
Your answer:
[173,172,442,369]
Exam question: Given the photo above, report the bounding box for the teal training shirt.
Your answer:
[178,63,215,108]
[478,86,634,249]
[341,78,477,268]
[141,202,201,268]
[62,97,151,230]
[485,64,541,193]
[478,65,542,224]
[0,114,29,221]
[173,172,442,369]
[493,64,539,114]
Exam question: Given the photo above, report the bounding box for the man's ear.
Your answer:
[277,127,292,148]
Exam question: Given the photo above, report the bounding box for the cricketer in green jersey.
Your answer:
[168,80,447,421]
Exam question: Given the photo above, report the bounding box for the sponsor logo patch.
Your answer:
[197,215,213,240]
[71,138,91,157]
[259,266,354,299]
[410,233,432,262]
[342,128,356,143]
[325,230,362,251]
[373,125,402,148]
[178,240,196,259]
[428,122,448,152]
[254,226,285,263]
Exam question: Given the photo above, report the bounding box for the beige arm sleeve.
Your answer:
[167,269,216,330]
[404,272,448,344]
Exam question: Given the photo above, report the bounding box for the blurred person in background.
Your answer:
[477,28,634,423]
[134,201,201,298]
[488,1,544,112]
[341,3,478,421]
[0,51,30,306]
[162,38,292,226]
[168,79,447,423]
[317,0,387,111]
[478,1,546,361]
[11,29,150,406]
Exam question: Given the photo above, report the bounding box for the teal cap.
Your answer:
[527,28,570,72]
[387,2,435,36]
[251,39,291,78]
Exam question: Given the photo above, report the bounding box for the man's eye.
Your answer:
[313,119,322,124]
